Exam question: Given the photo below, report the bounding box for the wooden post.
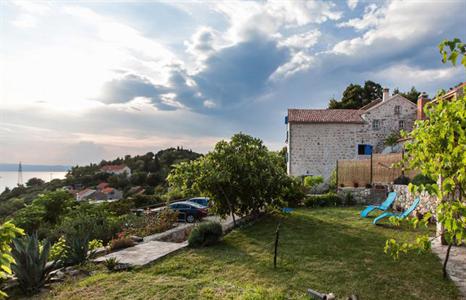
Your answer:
[273,223,280,268]
[370,153,373,186]
[336,160,339,191]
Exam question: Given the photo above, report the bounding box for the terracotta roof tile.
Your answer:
[100,164,128,172]
[287,109,364,124]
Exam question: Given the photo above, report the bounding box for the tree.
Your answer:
[393,86,420,103]
[385,38,466,279]
[439,38,466,67]
[328,81,382,109]
[0,221,24,298]
[168,133,291,225]
[31,191,75,225]
[25,177,45,187]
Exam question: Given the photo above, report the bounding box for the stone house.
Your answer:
[286,88,417,178]
[100,164,131,177]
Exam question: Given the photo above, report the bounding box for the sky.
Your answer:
[0,0,465,165]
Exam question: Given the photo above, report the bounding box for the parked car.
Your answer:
[187,197,210,207]
[168,201,208,223]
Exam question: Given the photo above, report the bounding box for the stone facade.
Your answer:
[287,94,417,178]
[391,184,439,216]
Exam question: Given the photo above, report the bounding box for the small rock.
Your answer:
[69,270,80,277]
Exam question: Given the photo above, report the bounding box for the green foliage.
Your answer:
[328,169,337,191]
[31,190,75,225]
[393,86,421,103]
[303,176,324,189]
[49,236,67,261]
[439,38,466,67]
[411,174,436,186]
[168,133,290,220]
[328,80,382,109]
[88,239,104,251]
[304,193,342,207]
[11,234,59,295]
[25,177,45,187]
[0,198,25,220]
[386,40,466,275]
[64,227,91,266]
[188,222,223,247]
[280,177,306,207]
[0,222,24,298]
[104,257,119,271]
[11,204,46,234]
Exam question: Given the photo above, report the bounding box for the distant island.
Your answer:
[0,163,71,172]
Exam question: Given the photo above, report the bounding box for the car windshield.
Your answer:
[187,202,205,208]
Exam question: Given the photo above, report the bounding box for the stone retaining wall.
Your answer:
[391,184,438,216]
[337,187,387,204]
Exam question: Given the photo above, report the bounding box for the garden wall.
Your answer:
[337,186,387,204]
[392,184,439,216]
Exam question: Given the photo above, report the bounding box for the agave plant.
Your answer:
[11,234,60,295]
[64,233,90,266]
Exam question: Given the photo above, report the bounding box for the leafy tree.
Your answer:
[0,221,24,298]
[385,39,466,278]
[168,133,290,226]
[328,81,382,109]
[31,191,75,225]
[25,177,45,187]
[393,86,421,103]
[439,38,466,67]
[11,204,46,234]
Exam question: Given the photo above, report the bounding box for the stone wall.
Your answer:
[392,184,439,216]
[337,186,388,204]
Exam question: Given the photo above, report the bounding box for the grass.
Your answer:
[43,207,460,299]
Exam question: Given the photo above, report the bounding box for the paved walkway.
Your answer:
[94,214,242,267]
[431,238,466,299]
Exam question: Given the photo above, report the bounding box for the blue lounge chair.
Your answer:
[360,192,397,218]
[373,197,420,225]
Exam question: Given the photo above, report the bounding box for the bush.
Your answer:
[188,222,222,247]
[49,236,67,261]
[303,176,324,189]
[411,174,436,186]
[304,193,342,207]
[344,192,356,206]
[64,229,91,266]
[281,177,306,207]
[0,222,24,298]
[393,175,410,185]
[11,234,60,295]
[104,257,119,271]
[109,235,135,251]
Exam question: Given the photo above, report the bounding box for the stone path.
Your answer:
[94,214,242,267]
[431,238,466,299]
[94,241,188,266]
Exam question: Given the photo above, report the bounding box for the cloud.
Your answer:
[347,0,358,10]
[338,4,382,31]
[332,1,464,56]
[278,30,321,50]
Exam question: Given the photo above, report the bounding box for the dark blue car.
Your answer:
[187,197,209,207]
[168,201,208,223]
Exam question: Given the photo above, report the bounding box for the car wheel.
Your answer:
[186,215,195,223]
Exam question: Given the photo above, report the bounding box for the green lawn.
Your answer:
[44,207,460,299]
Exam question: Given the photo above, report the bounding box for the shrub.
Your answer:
[104,257,119,271]
[11,234,60,296]
[344,192,356,206]
[393,175,410,185]
[188,222,222,247]
[0,222,24,298]
[411,174,436,186]
[109,235,135,252]
[64,229,91,266]
[49,236,67,261]
[303,176,324,189]
[304,193,342,207]
[88,239,104,251]
[281,177,306,207]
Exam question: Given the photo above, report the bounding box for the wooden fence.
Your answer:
[337,153,418,187]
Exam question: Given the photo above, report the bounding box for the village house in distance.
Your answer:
[286,88,424,178]
[100,164,132,177]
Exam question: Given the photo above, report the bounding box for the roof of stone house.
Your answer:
[100,164,128,172]
[358,98,382,110]
[76,188,96,197]
[97,182,109,190]
[287,109,364,124]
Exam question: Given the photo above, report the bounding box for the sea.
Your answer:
[0,171,68,193]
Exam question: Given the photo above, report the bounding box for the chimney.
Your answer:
[382,88,389,101]
[417,92,429,120]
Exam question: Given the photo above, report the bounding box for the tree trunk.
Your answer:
[442,243,453,279]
